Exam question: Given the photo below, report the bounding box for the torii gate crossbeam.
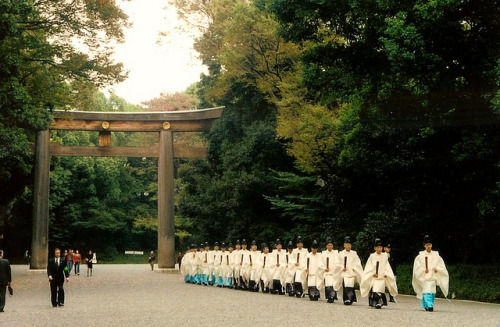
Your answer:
[31,107,223,270]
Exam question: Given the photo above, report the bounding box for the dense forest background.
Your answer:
[1,0,499,265]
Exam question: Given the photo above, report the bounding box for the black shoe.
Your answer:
[428,307,433,312]
[58,303,64,307]
[327,298,334,303]
[0,309,4,312]
[375,304,382,309]
[52,305,58,308]
[344,300,351,305]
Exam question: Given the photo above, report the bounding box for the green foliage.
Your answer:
[267,0,500,263]
[0,0,129,255]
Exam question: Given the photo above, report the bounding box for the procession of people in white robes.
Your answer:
[180,235,449,311]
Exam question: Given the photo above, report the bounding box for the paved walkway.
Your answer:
[0,265,498,327]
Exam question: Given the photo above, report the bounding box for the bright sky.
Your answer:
[107,0,206,105]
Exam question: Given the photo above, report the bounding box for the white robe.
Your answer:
[249,250,262,282]
[322,249,340,288]
[200,250,212,277]
[220,251,233,280]
[216,250,227,278]
[306,252,325,289]
[412,250,449,298]
[257,253,273,288]
[180,253,189,277]
[239,249,251,283]
[284,250,297,284]
[360,252,398,297]
[195,251,204,277]
[231,249,241,280]
[293,248,309,286]
[211,250,221,278]
[335,249,363,290]
[270,249,287,284]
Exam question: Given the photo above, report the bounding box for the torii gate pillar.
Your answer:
[158,130,175,268]
[31,130,50,270]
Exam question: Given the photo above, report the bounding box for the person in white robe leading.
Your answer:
[412,235,449,312]
[360,238,398,309]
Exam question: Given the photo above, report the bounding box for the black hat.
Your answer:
[205,242,209,247]
[311,239,319,249]
[221,242,226,247]
[228,243,234,248]
[296,236,303,244]
[287,240,294,249]
[214,242,219,247]
[423,235,432,245]
[236,239,241,245]
[200,243,204,248]
[261,242,268,249]
[275,238,282,245]
[374,238,382,247]
[251,240,257,246]
[385,242,391,248]
[326,237,333,245]
[344,236,351,244]
[241,239,247,245]
[190,244,196,249]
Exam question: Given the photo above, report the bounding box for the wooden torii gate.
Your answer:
[31,107,223,270]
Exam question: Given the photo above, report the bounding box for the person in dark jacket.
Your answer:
[0,250,12,312]
[47,248,70,307]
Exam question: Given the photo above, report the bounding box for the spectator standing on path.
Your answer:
[73,250,81,276]
[24,250,30,266]
[0,250,12,312]
[47,248,70,307]
[148,251,155,271]
[86,250,94,277]
[177,252,183,271]
[65,249,74,275]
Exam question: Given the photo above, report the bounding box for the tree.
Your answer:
[141,92,198,111]
[0,0,129,250]
[269,0,500,262]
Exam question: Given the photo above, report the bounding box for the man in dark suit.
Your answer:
[47,248,70,307]
[0,250,12,312]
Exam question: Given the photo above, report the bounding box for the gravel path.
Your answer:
[0,264,498,327]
